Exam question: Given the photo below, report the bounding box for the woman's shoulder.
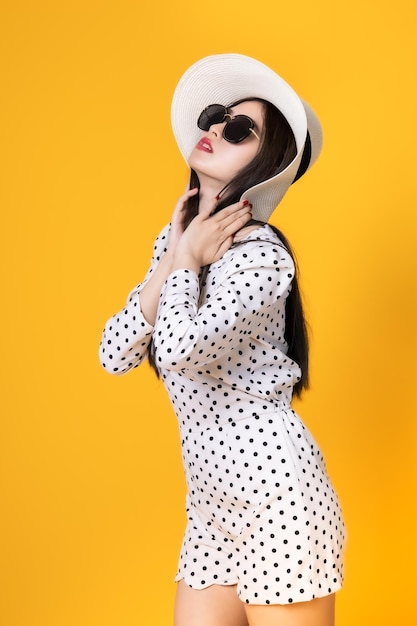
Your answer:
[232,223,290,255]
[223,223,294,273]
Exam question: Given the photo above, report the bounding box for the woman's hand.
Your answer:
[172,197,252,273]
[167,187,199,253]
[139,194,251,324]
[138,188,198,326]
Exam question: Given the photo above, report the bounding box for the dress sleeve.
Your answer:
[99,224,170,375]
[152,240,295,371]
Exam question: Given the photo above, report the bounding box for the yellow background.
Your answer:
[1,1,416,624]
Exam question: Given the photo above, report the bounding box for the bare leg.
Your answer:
[244,593,335,626]
[174,580,249,626]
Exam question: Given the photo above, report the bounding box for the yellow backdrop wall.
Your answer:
[1,1,416,624]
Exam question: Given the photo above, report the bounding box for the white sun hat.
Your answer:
[171,53,323,223]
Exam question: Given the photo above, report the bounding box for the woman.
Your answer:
[99,54,346,626]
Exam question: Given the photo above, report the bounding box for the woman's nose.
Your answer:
[208,122,223,137]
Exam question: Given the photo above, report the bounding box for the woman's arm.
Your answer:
[98,189,199,374]
[152,237,295,371]
[138,251,175,325]
[138,188,200,325]
[99,193,253,374]
[98,224,171,374]
[137,192,252,323]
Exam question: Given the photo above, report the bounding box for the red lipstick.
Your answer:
[196,137,213,153]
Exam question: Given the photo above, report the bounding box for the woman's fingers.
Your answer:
[183,187,199,201]
[173,187,199,216]
[172,197,253,268]
[212,201,252,233]
[199,198,251,223]
[169,188,199,248]
[199,196,252,220]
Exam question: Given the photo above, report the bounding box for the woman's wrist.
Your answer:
[171,250,201,275]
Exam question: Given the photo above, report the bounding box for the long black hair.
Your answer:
[148,98,310,397]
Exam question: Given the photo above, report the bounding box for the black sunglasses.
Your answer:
[197,104,260,144]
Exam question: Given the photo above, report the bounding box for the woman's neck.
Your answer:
[197,181,223,214]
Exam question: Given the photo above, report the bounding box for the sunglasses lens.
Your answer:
[197,104,226,131]
[197,107,256,143]
[223,116,253,143]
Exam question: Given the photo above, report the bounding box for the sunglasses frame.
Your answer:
[197,104,260,143]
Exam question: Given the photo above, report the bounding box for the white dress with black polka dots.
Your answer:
[99,223,346,605]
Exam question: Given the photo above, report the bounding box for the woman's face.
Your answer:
[188,100,264,189]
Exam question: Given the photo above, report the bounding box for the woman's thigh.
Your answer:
[174,580,249,626]
[244,593,335,626]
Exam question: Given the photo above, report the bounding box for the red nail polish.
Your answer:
[242,200,249,206]
[215,194,220,200]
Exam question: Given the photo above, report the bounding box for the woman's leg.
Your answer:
[174,580,249,626]
[244,593,335,626]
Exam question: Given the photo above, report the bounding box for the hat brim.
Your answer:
[171,54,322,222]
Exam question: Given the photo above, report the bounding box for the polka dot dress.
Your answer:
[99,223,346,605]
